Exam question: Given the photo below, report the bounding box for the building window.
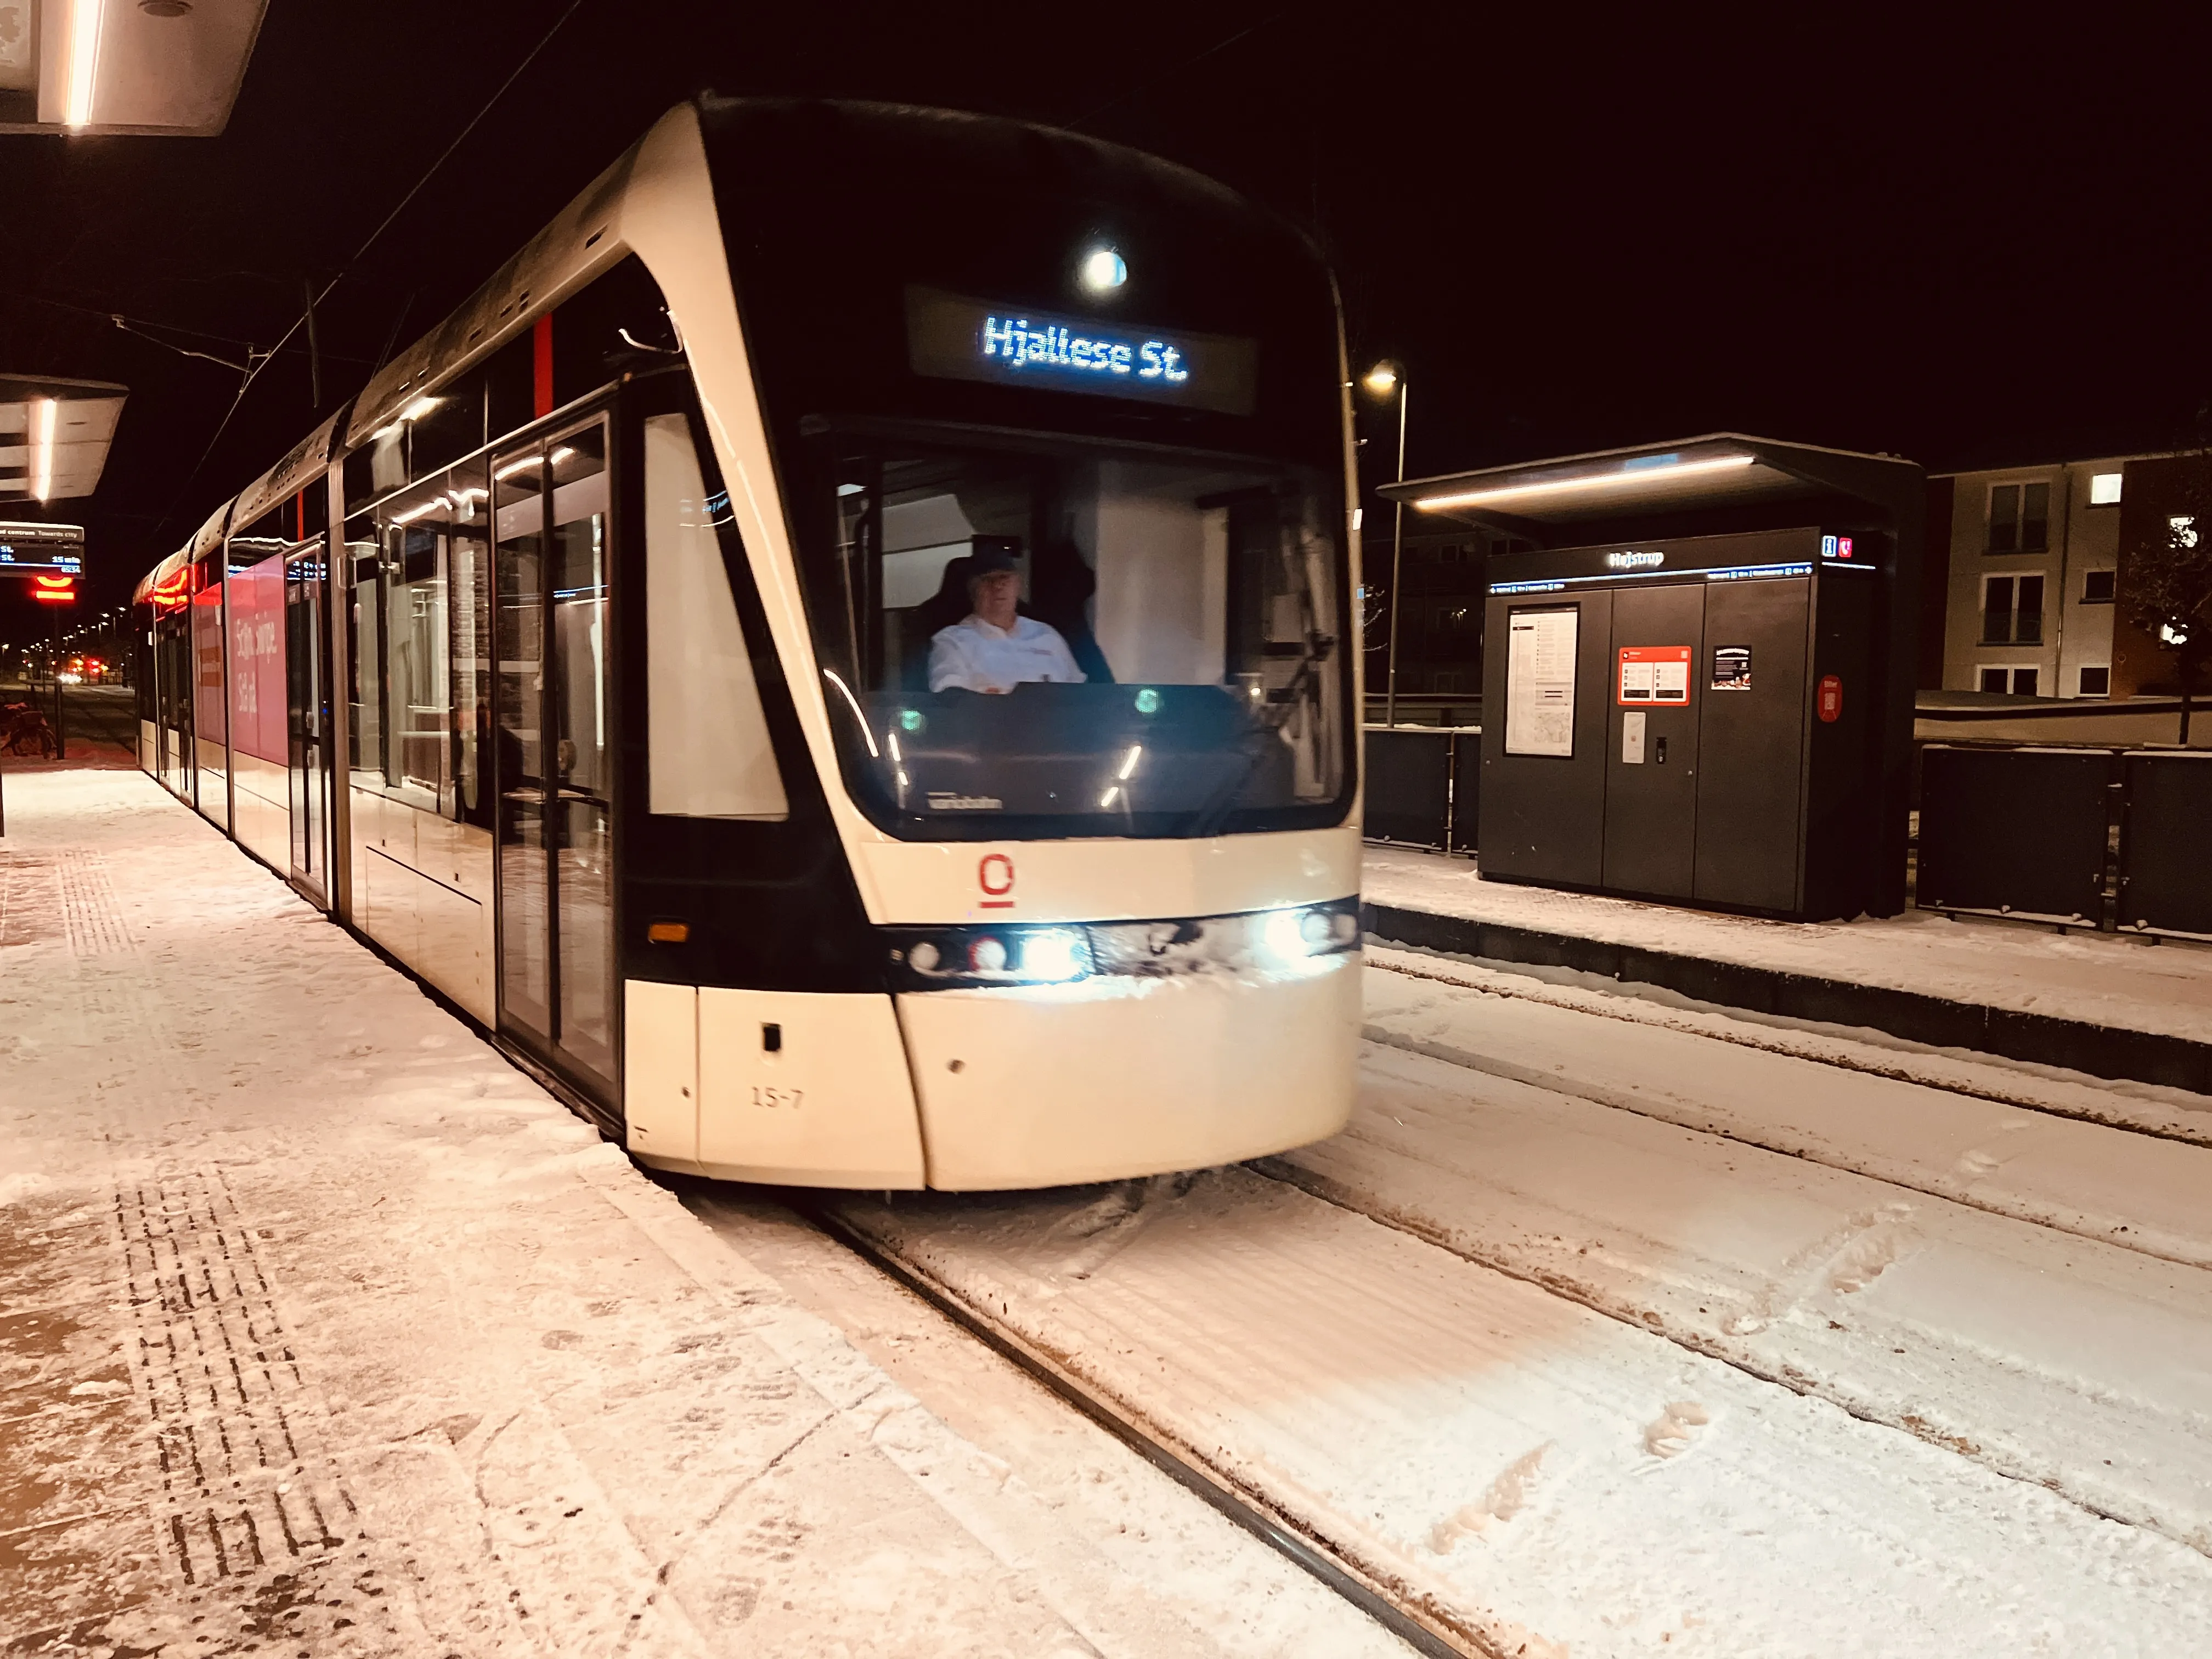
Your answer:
[1978,665,2040,696]
[2079,665,2111,697]
[2082,569,2115,603]
[1982,574,2044,644]
[2089,472,2123,505]
[1987,482,2050,553]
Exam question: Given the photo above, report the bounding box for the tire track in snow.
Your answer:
[1259,1041,2212,1561]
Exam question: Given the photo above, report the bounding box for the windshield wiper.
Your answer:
[1186,632,1334,839]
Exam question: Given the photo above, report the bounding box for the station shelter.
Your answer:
[1378,435,1923,921]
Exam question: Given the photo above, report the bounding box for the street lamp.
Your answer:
[1362,360,1410,725]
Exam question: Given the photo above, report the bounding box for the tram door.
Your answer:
[492,420,616,1097]
[154,611,193,802]
[284,544,332,902]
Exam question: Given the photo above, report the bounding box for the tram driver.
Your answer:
[927,544,1088,695]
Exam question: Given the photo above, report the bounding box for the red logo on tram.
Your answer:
[978,853,1015,910]
[1818,674,1843,723]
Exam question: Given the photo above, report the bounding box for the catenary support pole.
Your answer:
[1383,382,1409,727]
[50,604,64,762]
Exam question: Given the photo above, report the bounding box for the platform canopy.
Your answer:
[0,374,127,503]
[1379,433,1921,545]
[0,0,268,136]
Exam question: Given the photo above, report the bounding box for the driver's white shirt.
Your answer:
[928,614,1086,693]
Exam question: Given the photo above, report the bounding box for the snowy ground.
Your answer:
[831,952,2212,1656]
[1364,844,2212,1045]
[12,767,2212,1656]
[0,769,1399,1657]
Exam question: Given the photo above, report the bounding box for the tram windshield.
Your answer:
[800,426,1349,839]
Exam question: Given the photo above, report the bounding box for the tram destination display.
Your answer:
[905,286,1259,416]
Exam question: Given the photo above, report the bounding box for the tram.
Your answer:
[131,98,1363,1190]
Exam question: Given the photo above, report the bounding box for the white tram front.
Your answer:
[132,98,1364,1190]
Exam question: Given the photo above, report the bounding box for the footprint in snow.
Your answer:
[1430,1442,1551,1551]
[1825,1227,1905,1296]
[1643,1401,1711,1459]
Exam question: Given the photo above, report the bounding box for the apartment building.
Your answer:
[1929,458,2131,698]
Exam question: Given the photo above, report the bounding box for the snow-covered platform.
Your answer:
[0,769,1392,1658]
[1364,844,2212,1091]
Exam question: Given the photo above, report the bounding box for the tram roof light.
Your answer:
[1412,452,1756,512]
[1079,246,1127,294]
[400,396,441,422]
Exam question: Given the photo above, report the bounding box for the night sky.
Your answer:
[3,2,2207,628]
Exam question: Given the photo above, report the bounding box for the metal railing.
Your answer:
[1918,743,2212,939]
[1362,725,1481,855]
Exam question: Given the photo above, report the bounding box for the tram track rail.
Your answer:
[807,1203,1492,1659]
[1362,952,2212,1276]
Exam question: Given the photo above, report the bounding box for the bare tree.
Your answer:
[2122,447,2212,744]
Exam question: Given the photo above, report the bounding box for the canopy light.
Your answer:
[2,377,126,502]
[1362,362,1400,398]
[1414,452,1757,512]
[30,398,56,501]
[65,0,105,128]
[0,0,269,138]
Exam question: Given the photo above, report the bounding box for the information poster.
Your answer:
[1617,645,1692,706]
[1711,645,1752,690]
[1505,607,1578,757]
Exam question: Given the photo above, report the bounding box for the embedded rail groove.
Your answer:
[1364,900,2212,1096]
[807,1204,1487,1659]
[1366,950,2212,1152]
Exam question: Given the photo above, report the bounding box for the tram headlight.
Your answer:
[1257,904,1359,968]
[893,925,1095,987]
[887,901,1353,990]
[1019,928,1088,983]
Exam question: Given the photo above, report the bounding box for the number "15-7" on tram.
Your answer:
[132,97,1365,1190]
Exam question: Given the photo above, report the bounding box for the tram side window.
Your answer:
[382,519,449,807]
[346,472,492,826]
[191,555,227,749]
[447,457,493,830]
[644,413,787,819]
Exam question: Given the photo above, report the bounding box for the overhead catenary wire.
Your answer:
[1064,8,1289,132]
[146,0,592,551]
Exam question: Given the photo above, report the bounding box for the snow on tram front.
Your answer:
[134,97,1364,1191]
